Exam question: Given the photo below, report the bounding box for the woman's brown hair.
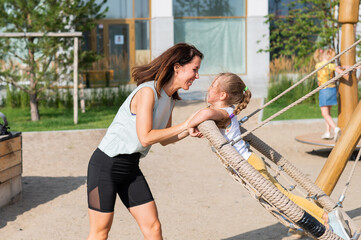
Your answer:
[132,43,203,100]
[214,73,252,128]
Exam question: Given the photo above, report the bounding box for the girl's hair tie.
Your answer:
[229,113,235,119]
[244,86,248,91]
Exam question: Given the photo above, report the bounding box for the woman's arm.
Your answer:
[133,87,189,147]
[159,113,190,146]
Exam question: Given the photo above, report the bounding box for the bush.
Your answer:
[1,85,132,109]
[267,73,318,105]
[5,86,29,108]
[267,55,319,106]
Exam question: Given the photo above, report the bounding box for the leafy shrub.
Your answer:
[267,73,318,105]
[1,85,132,109]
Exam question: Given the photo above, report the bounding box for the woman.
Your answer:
[86,43,203,240]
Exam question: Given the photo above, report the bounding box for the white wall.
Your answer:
[151,0,270,99]
[151,0,172,18]
[245,0,269,98]
[248,0,268,17]
[151,0,174,58]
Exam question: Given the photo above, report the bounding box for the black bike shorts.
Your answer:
[87,148,154,212]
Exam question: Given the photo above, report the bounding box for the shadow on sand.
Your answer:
[223,208,361,240]
[306,148,360,160]
[222,222,289,240]
[0,176,86,229]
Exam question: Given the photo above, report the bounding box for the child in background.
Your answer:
[314,48,344,141]
[187,72,351,240]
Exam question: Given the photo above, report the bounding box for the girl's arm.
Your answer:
[335,65,345,74]
[134,87,189,147]
[336,65,351,80]
[187,108,229,137]
[188,108,228,128]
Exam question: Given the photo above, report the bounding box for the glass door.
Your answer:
[108,23,131,84]
[91,20,135,86]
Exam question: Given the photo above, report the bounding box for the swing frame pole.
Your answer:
[315,0,360,195]
[315,99,361,195]
[337,0,360,129]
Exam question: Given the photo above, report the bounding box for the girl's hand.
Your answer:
[188,127,203,138]
[184,110,202,130]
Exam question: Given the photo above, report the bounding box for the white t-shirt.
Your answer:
[98,81,175,158]
[219,106,252,160]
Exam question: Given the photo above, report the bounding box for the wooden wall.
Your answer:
[0,133,22,208]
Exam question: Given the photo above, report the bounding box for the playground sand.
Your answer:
[0,98,360,240]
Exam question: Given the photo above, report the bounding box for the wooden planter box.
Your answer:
[0,132,22,208]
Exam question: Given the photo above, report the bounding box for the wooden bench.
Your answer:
[0,132,22,208]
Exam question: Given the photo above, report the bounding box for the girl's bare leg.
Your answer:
[321,106,336,132]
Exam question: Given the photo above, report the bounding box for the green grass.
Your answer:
[1,101,337,133]
[262,102,338,121]
[0,106,119,132]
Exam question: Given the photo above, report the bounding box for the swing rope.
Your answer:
[239,126,337,212]
[229,60,361,146]
[244,37,361,121]
[198,120,343,240]
[336,148,361,208]
[197,39,361,238]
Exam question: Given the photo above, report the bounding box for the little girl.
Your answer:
[187,72,351,240]
[314,48,343,140]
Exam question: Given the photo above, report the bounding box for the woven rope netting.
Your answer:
[198,120,344,239]
[194,38,361,239]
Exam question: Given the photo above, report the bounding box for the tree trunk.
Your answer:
[29,92,39,121]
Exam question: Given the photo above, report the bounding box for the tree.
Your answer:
[0,0,107,121]
[260,0,340,65]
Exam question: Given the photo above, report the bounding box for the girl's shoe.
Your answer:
[328,208,351,240]
[321,132,331,139]
[334,127,341,141]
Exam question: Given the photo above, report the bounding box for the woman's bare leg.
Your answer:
[87,209,114,240]
[129,201,162,240]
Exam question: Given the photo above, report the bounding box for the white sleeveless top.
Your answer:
[98,81,175,158]
[219,106,252,160]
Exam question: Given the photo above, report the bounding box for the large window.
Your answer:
[98,0,151,66]
[100,0,149,19]
[173,0,246,75]
[85,0,151,85]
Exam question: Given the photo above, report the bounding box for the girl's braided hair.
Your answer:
[214,72,251,128]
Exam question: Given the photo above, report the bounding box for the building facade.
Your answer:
[88,0,269,98]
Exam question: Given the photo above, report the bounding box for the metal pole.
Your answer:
[315,100,361,195]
